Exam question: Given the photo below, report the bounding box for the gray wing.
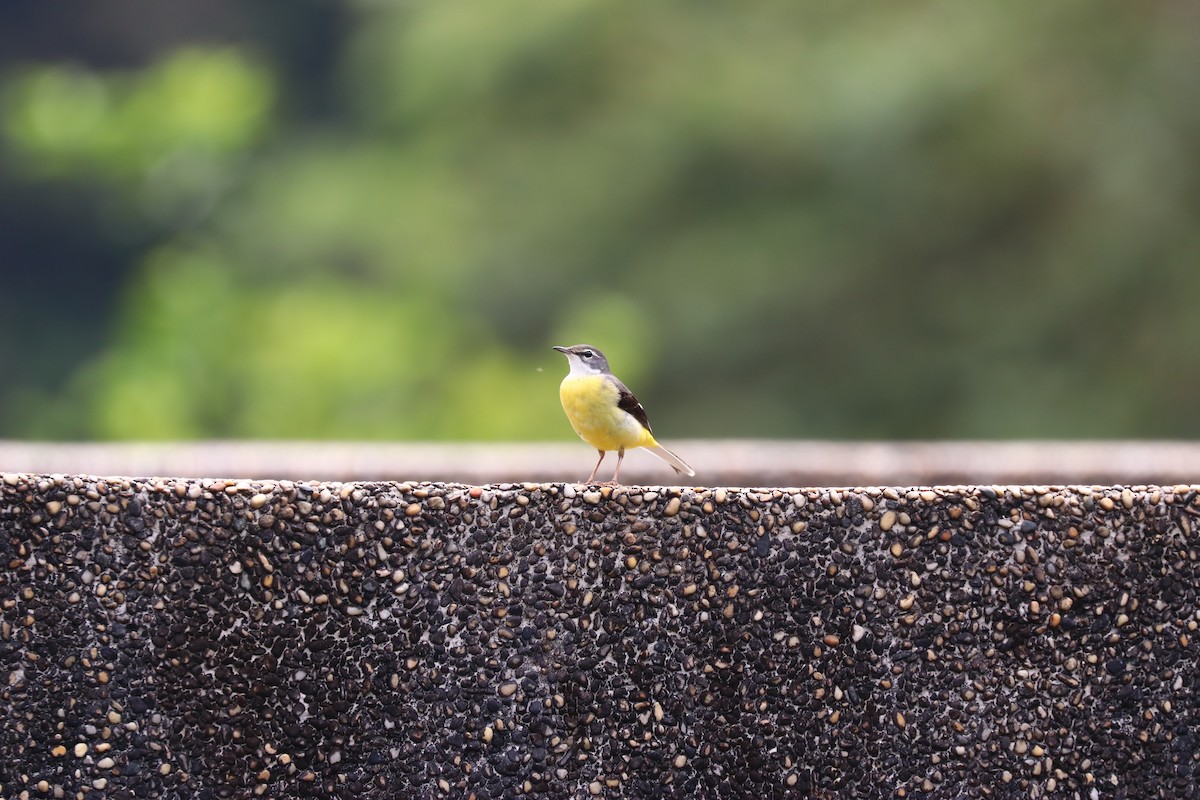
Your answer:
[608,375,653,433]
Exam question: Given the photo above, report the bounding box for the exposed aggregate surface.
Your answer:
[1,474,1198,799]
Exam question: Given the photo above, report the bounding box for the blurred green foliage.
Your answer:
[2,0,1199,440]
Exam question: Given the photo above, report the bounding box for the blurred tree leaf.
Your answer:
[4,48,272,181]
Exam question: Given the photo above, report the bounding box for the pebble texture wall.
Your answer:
[1,474,1198,799]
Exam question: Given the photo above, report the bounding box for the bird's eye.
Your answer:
[580,350,593,358]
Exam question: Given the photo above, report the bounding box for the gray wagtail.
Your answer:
[553,344,695,484]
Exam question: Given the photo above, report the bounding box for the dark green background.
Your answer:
[2,1,1198,441]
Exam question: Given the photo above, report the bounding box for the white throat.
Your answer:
[566,356,604,377]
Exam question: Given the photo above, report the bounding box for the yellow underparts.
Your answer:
[559,375,657,452]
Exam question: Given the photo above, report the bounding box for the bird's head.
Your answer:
[552,344,610,376]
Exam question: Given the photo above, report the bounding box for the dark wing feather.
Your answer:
[611,376,653,433]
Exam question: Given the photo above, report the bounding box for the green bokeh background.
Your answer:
[2,1,1198,441]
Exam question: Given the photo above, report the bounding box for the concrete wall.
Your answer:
[1,473,1198,798]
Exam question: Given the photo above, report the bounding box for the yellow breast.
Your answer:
[559,375,655,452]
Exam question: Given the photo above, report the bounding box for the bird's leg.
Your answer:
[585,450,606,484]
[606,448,625,485]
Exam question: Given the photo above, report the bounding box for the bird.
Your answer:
[552,344,695,484]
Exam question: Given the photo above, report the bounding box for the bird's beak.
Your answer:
[552,346,568,354]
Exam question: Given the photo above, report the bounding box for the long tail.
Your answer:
[642,444,696,477]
